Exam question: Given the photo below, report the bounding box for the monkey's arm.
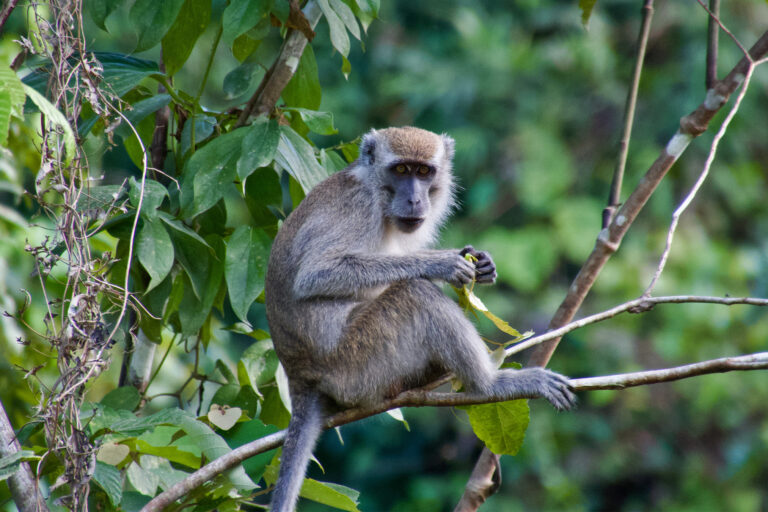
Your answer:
[293,250,476,300]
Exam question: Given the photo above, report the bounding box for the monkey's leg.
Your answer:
[324,279,575,410]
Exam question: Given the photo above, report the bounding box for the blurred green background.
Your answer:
[2,0,768,510]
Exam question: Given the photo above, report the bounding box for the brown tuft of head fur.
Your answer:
[379,126,441,161]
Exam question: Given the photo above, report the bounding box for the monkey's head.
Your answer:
[356,126,456,235]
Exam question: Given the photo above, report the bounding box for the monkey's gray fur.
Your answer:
[265,127,576,511]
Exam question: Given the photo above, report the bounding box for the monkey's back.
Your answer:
[265,168,379,384]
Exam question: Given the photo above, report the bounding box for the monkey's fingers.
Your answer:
[541,372,577,411]
[474,269,497,284]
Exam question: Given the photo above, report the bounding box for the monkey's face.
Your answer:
[382,161,437,233]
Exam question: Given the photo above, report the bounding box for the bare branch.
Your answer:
[603,0,655,228]
[572,352,768,390]
[0,399,49,512]
[235,1,323,127]
[705,0,720,88]
[526,29,768,368]
[0,0,19,33]
[141,352,768,512]
[506,295,768,357]
[643,60,758,295]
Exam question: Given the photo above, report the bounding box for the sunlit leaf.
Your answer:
[318,0,351,58]
[330,0,360,40]
[21,84,76,165]
[461,399,530,456]
[285,108,338,135]
[300,479,361,511]
[93,462,123,506]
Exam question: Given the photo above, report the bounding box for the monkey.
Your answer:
[264,126,576,511]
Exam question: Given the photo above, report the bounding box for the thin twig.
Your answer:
[643,61,756,296]
[705,0,720,88]
[0,0,19,33]
[506,295,768,357]
[526,29,768,368]
[140,351,768,512]
[603,0,655,228]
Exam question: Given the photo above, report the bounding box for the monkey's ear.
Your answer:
[360,130,377,166]
[441,134,455,161]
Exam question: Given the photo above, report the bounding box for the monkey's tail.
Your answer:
[269,390,325,512]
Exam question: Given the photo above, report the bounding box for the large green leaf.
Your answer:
[88,0,124,31]
[0,90,11,147]
[22,53,159,101]
[225,226,272,322]
[318,0,350,58]
[301,479,361,511]
[223,418,279,480]
[160,214,211,298]
[0,65,25,122]
[223,61,261,99]
[130,0,186,52]
[222,0,274,48]
[275,126,328,193]
[239,339,279,391]
[329,0,360,40]
[282,45,321,110]
[93,462,123,506]
[177,235,225,335]
[345,0,379,32]
[128,177,169,217]
[137,217,174,292]
[180,114,217,156]
[180,127,249,218]
[243,167,282,231]
[285,108,337,136]
[461,399,530,456]
[161,0,211,76]
[238,120,281,181]
[21,84,76,165]
[100,386,142,410]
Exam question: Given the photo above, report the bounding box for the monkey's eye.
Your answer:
[418,165,430,175]
[395,164,407,174]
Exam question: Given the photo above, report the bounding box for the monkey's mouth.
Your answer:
[396,217,425,231]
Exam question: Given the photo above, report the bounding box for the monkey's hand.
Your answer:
[494,368,577,411]
[429,252,477,287]
[460,245,497,284]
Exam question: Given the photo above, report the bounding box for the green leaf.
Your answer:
[216,359,238,384]
[0,66,26,119]
[232,19,270,62]
[21,84,76,165]
[222,0,274,49]
[88,0,124,31]
[93,462,123,506]
[180,114,217,156]
[177,235,224,335]
[243,167,281,232]
[300,479,361,511]
[22,53,159,101]
[0,90,11,147]
[137,217,174,292]
[162,0,212,76]
[238,120,281,181]
[160,214,211,298]
[130,0,185,52]
[579,0,598,27]
[346,0,379,32]
[240,339,279,390]
[100,386,142,410]
[275,126,328,193]
[127,461,159,496]
[180,127,249,218]
[225,226,272,322]
[176,415,256,490]
[285,108,338,136]
[329,0,360,40]
[129,177,169,217]
[318,0,350,57]
[223,61,261,99]
[0,451,27,482]
[282,45,321,109]
[461,399,530,456]
[319,149,349,173]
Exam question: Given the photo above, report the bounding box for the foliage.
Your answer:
[1,0,767,511]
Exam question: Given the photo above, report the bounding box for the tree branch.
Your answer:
[603,0,655,228]
[140,351,768,512]
[705,0,720,88]
[505,295,768,357]
[0,0,19,33]
[235,0,323,127]
[526,28,768,368]
[0,399,49,512]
